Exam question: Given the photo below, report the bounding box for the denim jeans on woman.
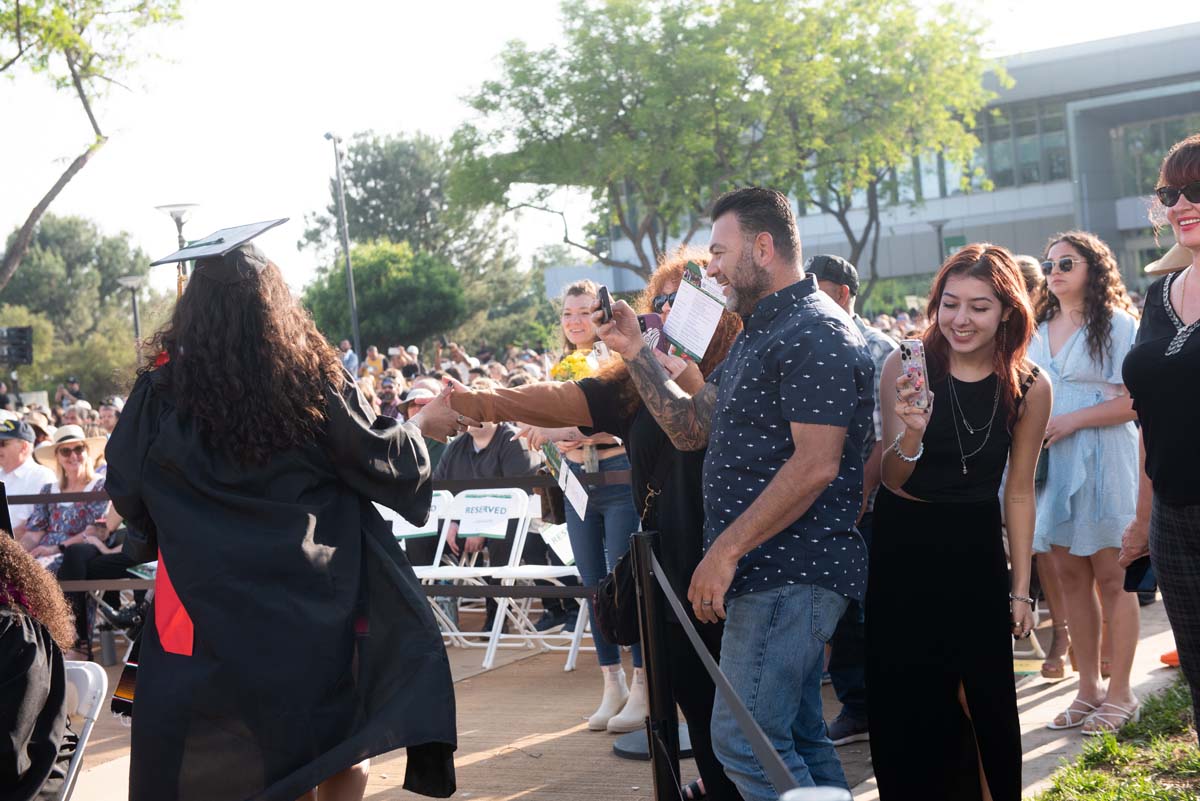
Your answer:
[565,453,642,668]
[711,583,849,801]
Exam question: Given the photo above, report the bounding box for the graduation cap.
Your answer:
[150,218,288,284]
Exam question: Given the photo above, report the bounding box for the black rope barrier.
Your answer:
[632,532,853,801]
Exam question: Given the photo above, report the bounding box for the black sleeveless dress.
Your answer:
[865,372,1031,801]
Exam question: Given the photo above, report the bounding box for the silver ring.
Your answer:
[456,414,465,425]
[701,600,713,607]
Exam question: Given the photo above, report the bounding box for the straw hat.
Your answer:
[33,424,107,468]
[1144,243,1193,275]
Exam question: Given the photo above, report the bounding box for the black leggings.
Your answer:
[57,544,140,648]
[1149,496,1200,740]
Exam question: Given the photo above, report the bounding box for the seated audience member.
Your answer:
[55,504,144,661]
[358,345,387,377]
[1,532,75,800]
[19,426,109,660]
[398,384,447,469]
[54,377,85,409]
[377,375,404,419]
[97,398,122,434]
[60,405,84,428]
[22,411,54,445]
[410,378,564,630]
[0,381,14,411]
[0,421,57,540]
[487,362,509,383]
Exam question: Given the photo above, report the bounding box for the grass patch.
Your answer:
[1038,675,1198,801]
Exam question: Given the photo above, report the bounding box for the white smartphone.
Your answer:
[899,339,931,410]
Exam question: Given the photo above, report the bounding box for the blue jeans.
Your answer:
[565,453,642,668]
[711,583,849,801]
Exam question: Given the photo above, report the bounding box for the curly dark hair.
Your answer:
[0,533,75,648]
[594,247,743,416]
[141,259,344,465]
[1036,231,1138,369]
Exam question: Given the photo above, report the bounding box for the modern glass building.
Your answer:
[546,22,1200,299]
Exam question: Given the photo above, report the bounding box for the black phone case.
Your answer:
[1123,555,1156,594]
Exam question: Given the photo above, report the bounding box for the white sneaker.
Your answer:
[606,668,648,733]
[587,667,629,731]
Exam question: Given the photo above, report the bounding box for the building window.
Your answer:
[1041,106,1070,182]
[1014,104,1041,185]
[1113,112,1200,197]
[987,108,1015,188]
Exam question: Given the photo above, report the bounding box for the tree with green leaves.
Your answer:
[302,130,533,346]
[0,0,180,291]
[760,0,999,305]
[450,0,774,282]
[303,241,467,350]
[3,214,151,344]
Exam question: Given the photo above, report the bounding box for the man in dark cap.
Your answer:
[810,253,898,747]
[0,419,56,538]
[54,376,85,409]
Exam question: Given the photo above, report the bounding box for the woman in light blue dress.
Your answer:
[1031,231,1141,735]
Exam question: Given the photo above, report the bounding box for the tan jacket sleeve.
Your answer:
[448,381,594,428]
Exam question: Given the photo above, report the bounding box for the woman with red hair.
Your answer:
[868,244,1051,800]
[448,248,744,801]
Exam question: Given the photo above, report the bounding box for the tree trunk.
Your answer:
[0,137,107,293]
[856,183,883,313]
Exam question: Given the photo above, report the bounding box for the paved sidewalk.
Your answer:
[69,600,1178,800]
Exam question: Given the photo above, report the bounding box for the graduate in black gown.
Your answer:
[1,529,76,801]
[104,223,474,801]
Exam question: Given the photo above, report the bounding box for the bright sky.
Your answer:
[3,0,1200,295]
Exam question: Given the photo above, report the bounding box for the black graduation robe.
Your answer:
[0,607,68,801]
[104,365,456,800]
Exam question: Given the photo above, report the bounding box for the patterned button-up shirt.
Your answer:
[704,274,874,601]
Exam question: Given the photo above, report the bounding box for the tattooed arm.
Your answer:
[596,300,719,451]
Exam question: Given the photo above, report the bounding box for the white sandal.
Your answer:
[1046,698,1099,730]
[1081,701,1141,736]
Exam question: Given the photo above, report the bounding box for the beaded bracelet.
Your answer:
[890,433,923,463]
[1009,593,1036,607]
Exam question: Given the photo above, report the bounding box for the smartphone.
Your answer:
[637,313,670,353]
[438,334,449,347]
[597,286,613,324]
[1123,556,1156,594]
[899,339,931,410]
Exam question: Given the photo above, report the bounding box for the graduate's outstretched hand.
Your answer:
[411,385,479,442]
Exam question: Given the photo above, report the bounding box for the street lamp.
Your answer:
[117,276,146,352]
[325,132,362,359]
[929,219,950,266]
[156,203,199,297]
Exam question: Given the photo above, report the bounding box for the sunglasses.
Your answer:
[652,291,678,313]
[1041,257,1085,276]
[56,444,87,458]
[1155,180,1200,208]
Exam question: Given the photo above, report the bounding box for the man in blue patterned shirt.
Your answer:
[597,188,874,800]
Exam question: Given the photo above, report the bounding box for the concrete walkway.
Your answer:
[70,600,1179,800]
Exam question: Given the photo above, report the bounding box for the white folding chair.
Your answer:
[416,489,533,650]
[59,660,108,801]
[375,492,472,645]
[486,521,592,670]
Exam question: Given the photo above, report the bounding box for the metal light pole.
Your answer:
[325,132,362,358]
[929,218,949,266]
[156,203,199,296]
[117,275,146,354]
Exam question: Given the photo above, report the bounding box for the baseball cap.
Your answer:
[806,254,859,295]
[0,419,36,443]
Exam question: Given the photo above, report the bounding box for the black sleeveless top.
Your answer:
[902,369,1036,503]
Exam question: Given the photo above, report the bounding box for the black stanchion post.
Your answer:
[630,531,683,801]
